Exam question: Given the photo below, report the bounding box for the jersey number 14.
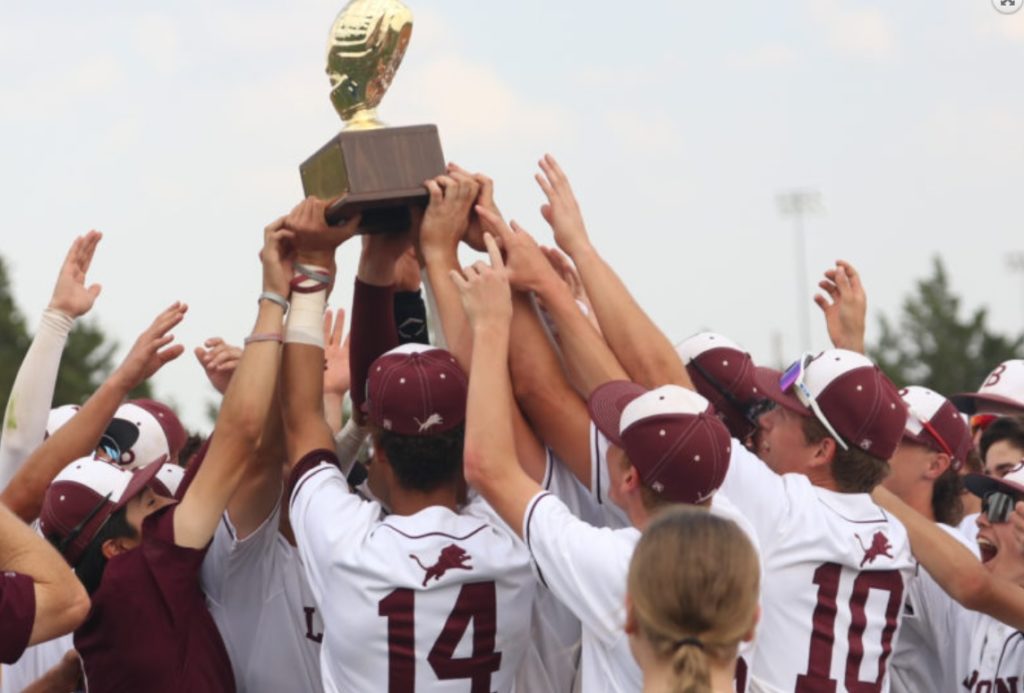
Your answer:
[379,581,501,693]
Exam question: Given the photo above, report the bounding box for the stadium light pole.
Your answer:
[777,190,823,353]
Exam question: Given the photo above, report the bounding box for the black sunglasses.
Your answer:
[687,358,768,426]
[982,491,1019,524]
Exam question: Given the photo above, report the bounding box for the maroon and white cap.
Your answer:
[366,343,468,436]
[588,382,732,505]
[965,461,1024,500]
[39,457,165,567]
[149,463,186,498]
[45,404,80,439]
[952,360,1024,415]
[754,349,908,460]
[102,399,187,470]
[675,332,763,439]
[899,386,973,470]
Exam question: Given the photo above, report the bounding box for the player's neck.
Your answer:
[898,483,937,523]
[640,657,734,693]
[388,486,459,516]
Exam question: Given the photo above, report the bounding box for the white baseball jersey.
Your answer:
[290,453,536,693]
[512,450,592,693]
[890,523,979,693]
[200,497,323,693]
[589,425,762,692]
[523,485,762,693]
[720,444,915,693]
[959,512,981,548]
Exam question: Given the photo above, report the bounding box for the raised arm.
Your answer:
[281,198,360,462]
[536,155,690,390]
[172,221,292,549]
[322,308,350,435]
[1,302,186,522]
[0,232,103,489]
[457,234,541,537]
[872,486,1024,629]
[0,501,89,649]
[815,259,866,354]
[417,172,547,482]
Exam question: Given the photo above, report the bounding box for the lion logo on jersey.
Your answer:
[855,531,893,567]
[409,544,473,586]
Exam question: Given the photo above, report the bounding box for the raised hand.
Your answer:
[283,197,361,264]
[541,245,601,334]
[260,217,296,297]
[111,302,187,391]
[194,338,243,395]
[49,231,102,318]
[475,205,559,294]
[323,308,351,398]
[814,259,867,354]
[535,154,591,257]
[450,233,512,330]
[419,170,481,257]
[449,163,500,252]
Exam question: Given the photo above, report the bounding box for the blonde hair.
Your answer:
[628,507,760,693]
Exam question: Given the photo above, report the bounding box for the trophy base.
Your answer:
[300,124,445,234]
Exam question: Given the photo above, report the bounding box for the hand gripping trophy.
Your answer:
[300,0,446,233]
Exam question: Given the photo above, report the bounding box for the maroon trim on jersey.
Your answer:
[816,497,890,525]
[542,449,555,490]
[593,425,603,504]
[378,523,489,542]
[287,449,342,507]
[221,515,235,541]
[524,492,554,589]
[0,571,35,664]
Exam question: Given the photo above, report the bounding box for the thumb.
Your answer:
[87,284,102,301]
[540,204,553,223]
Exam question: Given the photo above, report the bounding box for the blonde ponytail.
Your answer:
[628,507,759,693]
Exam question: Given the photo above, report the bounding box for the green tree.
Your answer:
[869,256,1023,394]
[0,256,151,414]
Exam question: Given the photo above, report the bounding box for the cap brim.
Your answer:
[587,381,648,447]
[101,418,137,456]
[964,472,1024,500]
[752,367,807,416]
[951,392,1024,416]
[113,456,167,511]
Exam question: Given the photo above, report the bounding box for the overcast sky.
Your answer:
[3,0,1023,431]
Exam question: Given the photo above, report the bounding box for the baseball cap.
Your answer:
[754,349,907,460]
[965,461,1024,503]
[39,457,165,567]
[587,382,732,505]
[899,386,973,470]
[366,343,468,436]
[951,360,1024,415]
[102,399,187,470]
[675,332,764,440]
[45,404,80,439]
[150,463,186,499]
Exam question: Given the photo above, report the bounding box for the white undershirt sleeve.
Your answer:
[0,308,74,489]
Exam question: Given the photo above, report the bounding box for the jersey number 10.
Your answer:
[796,563,903,692]
[379,581,502,693]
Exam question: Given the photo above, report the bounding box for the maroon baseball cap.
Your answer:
[965,461,1024,501]
[588,382,732,504]
[39,457,165,567]
[754,349,907,460]
[951,360,1024,415]
[676,332,764,439]
[102,399,187,469]
[366,343,468,436]
[899,386,973,470]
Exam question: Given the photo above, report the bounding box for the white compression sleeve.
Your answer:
[333,416,369,477]
[0,308,74,489]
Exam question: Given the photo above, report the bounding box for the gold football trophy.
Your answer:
[300,0,446,233]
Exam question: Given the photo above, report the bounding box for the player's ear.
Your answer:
[102,537,131,559]
[810,436,836,468]
[924,452,950,481]
[623,594,637,635]
[742,605,761,643]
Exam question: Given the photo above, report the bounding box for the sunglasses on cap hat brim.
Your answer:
[686,357,764,430]
[755,354,850,451]
[902,402,957,463]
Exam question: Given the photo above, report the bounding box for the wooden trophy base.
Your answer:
[299,124,446,234]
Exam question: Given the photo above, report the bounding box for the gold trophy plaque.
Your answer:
[300,0,445,233]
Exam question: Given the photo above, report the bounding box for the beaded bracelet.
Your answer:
[258,291,289,311]
[244,332,283,345]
